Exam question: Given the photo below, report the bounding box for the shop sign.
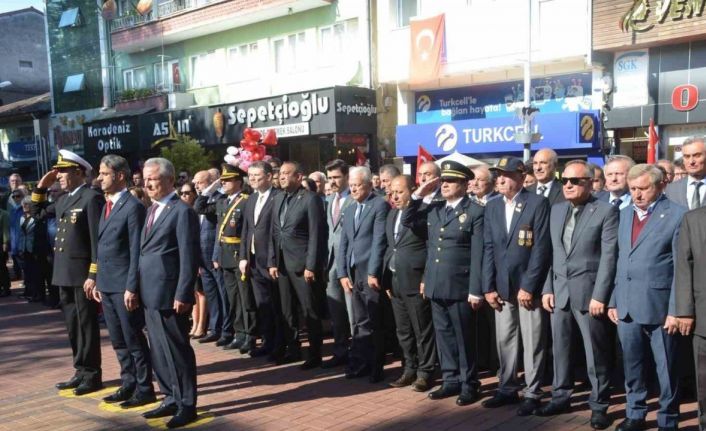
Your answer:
[8,140,37,162]
[225,92,331,128]
[620,0,706,32]
[252,122,310,138]
[613,50,650,108]
[672,84,699,111]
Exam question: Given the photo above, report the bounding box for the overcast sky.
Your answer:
[0,0,46,14]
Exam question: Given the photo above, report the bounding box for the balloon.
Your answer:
[243,128,261,142]
[224,154,240,166]
[251,145,266,161]
[226,146,239,156]
[240,138,258,151]
[262,129,278,147]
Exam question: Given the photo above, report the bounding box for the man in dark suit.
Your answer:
[666,137,706,210]
[138,157,200,428]
[526,148,565,206]
[323,159,355,368]
[337,166,389,382]
[192,170,230,346]
[92,155,155,409]
[31,149,104,396]
[195,165,254,353]
[482,156,551,416]
[268,161,327,369]
[469,165,500,206]
[610,164,686,431]
[0,208,10,297]
[403,161,484,406]
[239,161,281,358]
[595,155,634,210]
[536,160,618,430]
[385,175,436,391]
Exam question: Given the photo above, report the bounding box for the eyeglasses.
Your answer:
[179,191,194,196]
[11,195,22,199]
[560,177,591,185]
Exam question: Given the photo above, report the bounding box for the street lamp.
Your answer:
[0,81,12,89]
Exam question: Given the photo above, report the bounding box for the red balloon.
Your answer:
[262,129,278,147]
[252,145,266,161]
[243,128,261,142]
[240,138,258,151]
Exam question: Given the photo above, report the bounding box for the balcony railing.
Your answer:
[110,11,154,32]
[110,0,219,32]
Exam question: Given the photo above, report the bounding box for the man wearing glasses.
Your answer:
[535,160,618,430]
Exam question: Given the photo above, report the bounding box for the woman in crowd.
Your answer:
[179,181,208,339]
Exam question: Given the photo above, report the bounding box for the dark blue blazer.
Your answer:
[240,188,279,276]
[482,189,551,299]
[96,191,145,294]
[139,194,200,310]
[17,215,49,256]
[198,191,221,268]
[337,192,389,280]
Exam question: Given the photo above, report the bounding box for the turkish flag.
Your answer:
[647,118,658,164]
[416,145,434,185]
[409,14,446,84]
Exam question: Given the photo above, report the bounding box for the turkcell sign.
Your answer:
[395,111,599,157]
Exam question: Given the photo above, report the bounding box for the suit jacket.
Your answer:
[240,188,279,276]
[17,214,49,256]
[30,184,103,286]
[402,196,484,301]
[675,206,706,336]
[197,190,222,268]
[528,181,565,206]
[482,189,551,299]
[194,191,248,269]
[337,192,389,280]
[139,194,200,310]
[96,191,145,294]
[326,189,355,276]
[383,207,427,295]
[595,190,633,209]
[268,187,327,274]
[612,196,686,325]
[0,209,9,249]
[543,197,619,311]
[665,177,689,208]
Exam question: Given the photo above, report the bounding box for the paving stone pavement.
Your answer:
[0,284,700,431]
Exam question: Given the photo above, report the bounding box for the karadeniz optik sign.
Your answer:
[84,118,140,159]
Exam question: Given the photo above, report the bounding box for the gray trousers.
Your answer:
[695,334,706,431]
[550,305,612,412]
[326,265,353,359]
[495,297,547,399]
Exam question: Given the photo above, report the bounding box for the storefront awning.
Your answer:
[91,107,155,121]
[0,92,51,120]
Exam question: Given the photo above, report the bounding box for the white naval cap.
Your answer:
[53,149,93,173]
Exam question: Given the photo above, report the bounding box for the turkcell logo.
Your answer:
[435,124,458,151]
[417,95,431,112]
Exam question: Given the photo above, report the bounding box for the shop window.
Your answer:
[58,7,82,28]
[63,74,85,93]
[190,51,217,88]
[273,32,307,74]
[154,60,180,92]
[393,0,417,28]
[319,19,359,66]
[123,67,147,90]
[19,60,33,71]
[227,43,259,82]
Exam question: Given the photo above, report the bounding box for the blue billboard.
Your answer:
[415,72,594,124]
[396,111,600,157]
[8,140,38,162]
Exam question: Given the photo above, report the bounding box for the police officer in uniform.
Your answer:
[402,161,485,406]
[31,150,104,395]
[194,164,256,353]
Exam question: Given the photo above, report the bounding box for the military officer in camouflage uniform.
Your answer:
[31,150,104,395]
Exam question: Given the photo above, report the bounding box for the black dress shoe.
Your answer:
[389,373,416,388]
[73,381,103,396]
[428,385,462,400]
[300,357,322,370]
[321,355,347,369]
[249,345,272,358]
[276,352,302,365]
[456,390,480,406]
[368,369,385,383]
[411,377,431,392]
[534,401,570,416]
[55,376,82,390]
[615,418,646,431]
[142,403,179,419]
[239,338,256,354]
[345,365,371,379]
[517,398,540,416]
[590,411,611,430]
[102,387,133,403]
[120,392,157,409]
[222,339,243,350]
[197,333,220,343]
[166,406,197,429]
[215,336,233,347]
[482,392,520,408]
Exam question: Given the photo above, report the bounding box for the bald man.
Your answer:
[527,148,565,206]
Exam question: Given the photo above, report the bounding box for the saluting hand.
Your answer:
[37,169,59,189]
[416,178,440,198]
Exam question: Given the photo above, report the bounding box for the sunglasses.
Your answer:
[179,191,195,196]
[560,177,591,185]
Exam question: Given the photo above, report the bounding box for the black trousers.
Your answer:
[0,252,10,293]
[21,253,47,300]
[249,255,283,350]
[101,292,154,396]
[59,285,101,382]
[349,265,385,373]
[277,252,323,358]
[430,298,479,392]
[222,267,256,340]
[390,274,436,379]
[144,308,197,408]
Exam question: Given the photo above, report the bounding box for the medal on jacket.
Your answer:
[459,214,467,224]
[70,210,79,224]
[229,216,236,227]
[518,225,533,247]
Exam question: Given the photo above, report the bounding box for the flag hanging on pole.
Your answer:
[409,14,446,84]
[647,118,658,164]
[416,145,434,185]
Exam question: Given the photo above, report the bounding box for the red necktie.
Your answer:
[105,200,113,219]
[145,204,158,235]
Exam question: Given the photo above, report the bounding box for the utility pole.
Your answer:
[517,0,541,162]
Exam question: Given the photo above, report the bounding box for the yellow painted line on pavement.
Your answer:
[58,386,118,399]
[98,400,161,413]
[145,411,215,429]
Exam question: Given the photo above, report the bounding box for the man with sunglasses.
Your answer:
[30,149,104,396]
[535,160,618,429]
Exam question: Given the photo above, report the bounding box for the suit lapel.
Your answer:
[254,191,274,227]
[99,191,129,237]
[391,208,408,245]
[567,199,598,257]
[631,197,668,252]
[143,194,178,245]
[283,189,305,229]
[442,196,469,227]
[354,194,374,235]
[506,191,527,246]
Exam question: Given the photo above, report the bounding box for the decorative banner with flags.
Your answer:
[416,145,434,184]
[409,14,446,84]
[647,118,658,164]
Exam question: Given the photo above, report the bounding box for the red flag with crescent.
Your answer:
[409,14,446,84]
[647,118,658,164]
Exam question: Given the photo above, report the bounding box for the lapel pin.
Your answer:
[459,214,467,223]
[660,214,665,218]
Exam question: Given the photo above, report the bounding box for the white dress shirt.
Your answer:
[151,191,177,224]
[536,180,555,198]
[504,191,521,233]
[107,188,127,205]
[687,176,706,209]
